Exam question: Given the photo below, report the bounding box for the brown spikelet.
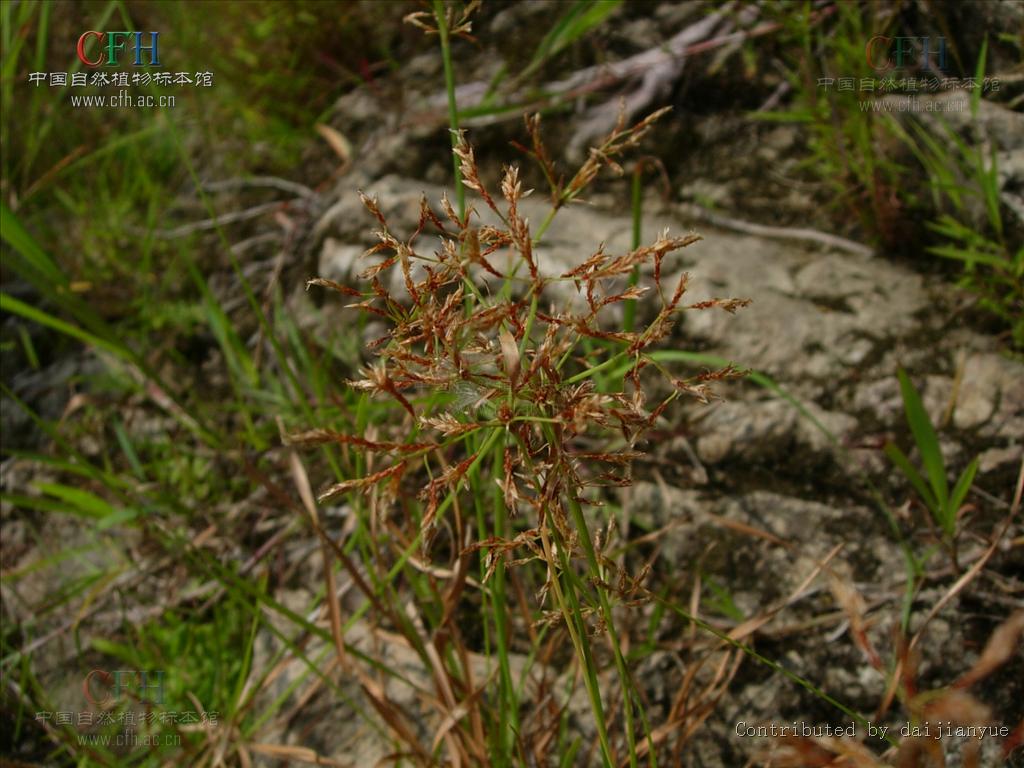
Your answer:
[282,429,435,454]
[688,297,753,313]
[419,455,476,530]
[306,277,361,297]
[318,462,406,503]
[498,327,520,383]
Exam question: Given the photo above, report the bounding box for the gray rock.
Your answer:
[622,481,705,530]
[852,377,903,424]
[978,444,1023,473]
[953,352,1024,432]
[317,238,364,284]
[923,374,955,428]
[694,398,855,465]
[763,125,797,153]
[680,245,928,383]
[681,178,732,208]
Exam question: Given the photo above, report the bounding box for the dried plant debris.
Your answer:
[756,610,1024,767]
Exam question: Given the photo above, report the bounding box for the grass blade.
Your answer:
[521,0,622,81]
[948,457,980,528]
[34,482,113,520]
[884,443,938,515]
[896,367,948,511]
[0,203,65,286]
[0,292,131,361]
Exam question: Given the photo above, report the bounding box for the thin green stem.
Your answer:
[565,349,631,385]
[534,206,559,244]
[433,0,465,220]
[565,494,642,768]
[541,524,615,768]
[533,416,639,766]
[490,435,519,761]
[624,164,644,333]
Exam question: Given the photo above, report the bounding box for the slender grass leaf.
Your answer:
[0,203,66,286]
[928,245,1012,268]
[522,0,622,81]
[17,325,39,369]
[896,368,948,510]
[91,637,138,664]
[884,443,938,514]
[558,739,582,768]
[0,493,73,516]
[96,507,141,530]
[948,457,979,525]
[112,420,146,480]
[970,38,986,119]
[0,292,131,361]
[34,482,114,519]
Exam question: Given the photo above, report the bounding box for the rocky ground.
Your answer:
[3,2,1022,766]
[279,161,1022,764]
[261,11,1024,753]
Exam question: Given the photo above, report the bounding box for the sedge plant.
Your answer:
[284,6,915,764]
[294,105,752,764]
